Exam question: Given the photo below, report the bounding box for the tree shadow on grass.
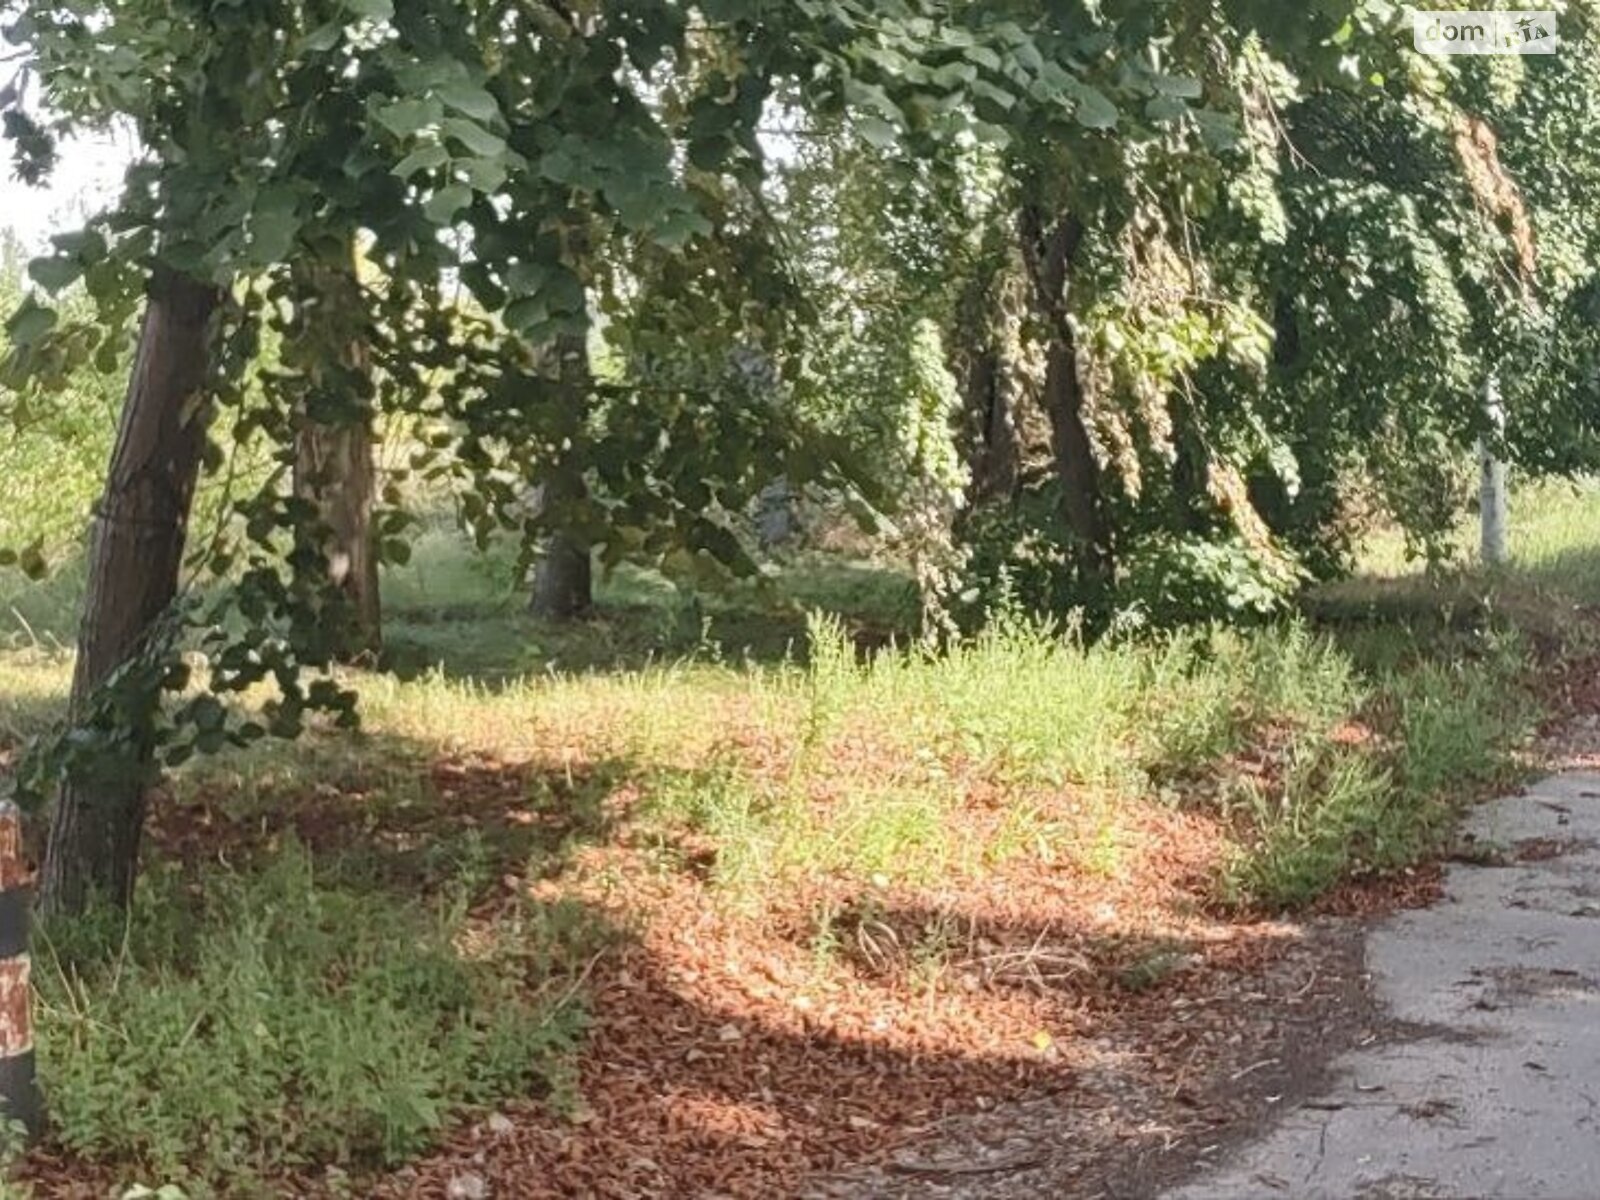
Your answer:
[144,732,644,905]
[379,598,907,689]
[783,893,1202,1004]
[378,544,917,687]
[20,715,1337,1200]
[364,893,1321,1200]
[1304,568,1597,673]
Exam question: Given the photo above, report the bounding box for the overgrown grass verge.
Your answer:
[0,543,1562,1192]
[1217,618,1539,907]
[34,846,595,1194]
[632,612,1539,914]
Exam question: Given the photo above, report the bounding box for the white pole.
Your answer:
[1480,375,1509,566]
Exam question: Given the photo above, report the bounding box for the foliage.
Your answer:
[1120,532,1303,629]
[37,844,592,1188]
[4,0,1600,921]
[0,0,922,810]
[1222,631,1534,908]
[949,494,1079,630]
[0,237,124,608]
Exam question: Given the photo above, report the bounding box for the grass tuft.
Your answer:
[36,845,593,1190]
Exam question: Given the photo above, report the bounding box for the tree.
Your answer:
[36,268,218,915]
[5,0,429,913]
[288,246,382,660]
[20,0,1590,917]
[527,331,595,620]
[1,0,967,912]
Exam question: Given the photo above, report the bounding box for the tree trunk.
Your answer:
[963,346,1022,506]
[756,479,801,550]
[1041,339,1113,581]
[1019,206,1113,584]
[294,419,381,659]
[529,331,593,619]
[292,250,380,661]
[39,268,219,919]
[530,478,594,620]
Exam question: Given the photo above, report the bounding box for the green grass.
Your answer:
[378,526,916,680]
[2,482,1593,1189]
[36,846,595,1195]
[1356,476,1600,604]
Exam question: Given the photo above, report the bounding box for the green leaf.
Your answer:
[652,208,712,249]
[1011,38,1045,74]
[437,81,499,123]
[301,22,343,52]
[971,79,1017,112]
[50,229,107,261]
[857,116,899,150]
[503,296,547,335]
[28,256,81,293]
[375,97,441,139]
[505,260,549,295]
[440,117,505,158]
[248,185,302,264]
[190,695,227,731]
[964,45,1002,72]
[931,61,978,89]
[458,156,507,192]
[5,298,56,346]
[1071,85,1118,131]
[342,0,392,17]
[424,183,472,225]
[392,143,448,180]
[1194,110,1241,152]
[688,136,732,172]
[1151,73,1203,100]
[1146,96,1189,124]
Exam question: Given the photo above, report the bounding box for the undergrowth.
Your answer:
[34,846,594,1194]
[0,530,1562,1191]
[1220,629,1536,907]
[641,612,1538,910]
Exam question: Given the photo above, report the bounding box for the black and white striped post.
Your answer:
[0,803,40,1138]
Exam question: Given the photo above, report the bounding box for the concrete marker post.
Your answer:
[1480,376,1510,566]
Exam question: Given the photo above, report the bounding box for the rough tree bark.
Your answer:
[1019,206,1113,584]
[39,268,219,919]
[293,254,380,660]
[952,247,1027,509]
[962,346,1023,506]
[295,421,381,658]
[529,331,594,620]
[529,479,594,620]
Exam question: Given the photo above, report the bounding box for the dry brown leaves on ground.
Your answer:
[352,772,1423,1198]
[25,731,1445,1200]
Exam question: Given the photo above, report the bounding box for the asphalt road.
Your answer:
[1167,772,1600,1200]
